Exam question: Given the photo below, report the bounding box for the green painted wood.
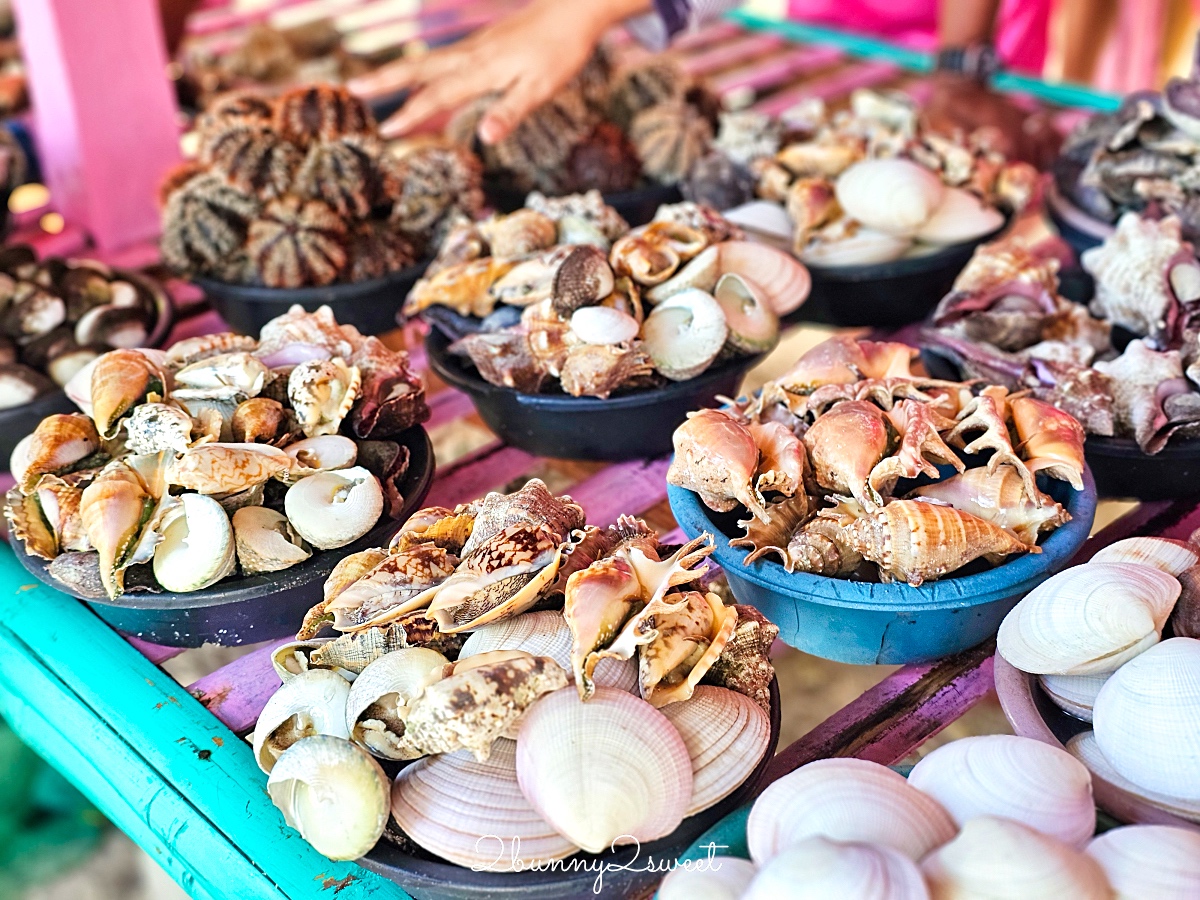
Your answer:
[729,9,1123,112]
[0,546,411,900]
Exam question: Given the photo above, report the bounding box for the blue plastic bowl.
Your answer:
[667,470,1097,665]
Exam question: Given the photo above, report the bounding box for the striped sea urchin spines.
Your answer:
[607,60,687,131]
[200,123,301,199]
[629,100,713,186]
[196,91,275,139]
[247,195,348,288]
[157,160,207,209]
[492,90,595,192]
[293,135,382,219]
[160,172,262,275]
[387,145,485,237]
[345,222,420,282]
[274,84,374,149]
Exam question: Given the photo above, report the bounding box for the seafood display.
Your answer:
[660,737,1200,899]
[256,479,778,865]
[409,196,810,397]
[668,335,1083,586]
[160,84,483,288]
[1054,38,1200,240]
[5,305,428,599]
[999,535,1200,825]
[691,90,1032,265]
[448,50,718,193]
[0,247,169,410]
[922,222,1200,454]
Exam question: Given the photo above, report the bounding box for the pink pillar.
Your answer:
[13,0,181,251]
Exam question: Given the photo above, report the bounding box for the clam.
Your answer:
[568,305,639,345]
[287,357,361,437]
[746,758,955,864]
[713,273,780,356]
[718,241,812,316]
[996,562,1180,675]
[641,288,729,381]
[1086,825,1200,899]
[122,403,196,456]
[87,348,166,439]
[284,435,357,471]
[252,669,351,773]
[230,397,286,443]
[920,816,1111,900]
[1088,537,1200,576]
[915,186,1005,245]
[232,505,310,575]
[743,837,930,900]
[344,646,450,759]
[152,493,236,592]
[637,590,738,707]
[14,412,101,492]
[515,686,693,854]
[1066,731,1200,822]
[266,735,390,862]
[908,734,1095,848]
[458,610,638,693]
[166,442,292,494]
[1038,672,1110,723]
[165,332,257,369]
[1092,637,1200,802]
[551,244,615,317]
[658,857,758,900]
[835,159,946,238]
[391,739,578,871]
[284,466,383,550]
[658,685,771,817]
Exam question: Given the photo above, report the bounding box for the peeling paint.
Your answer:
[212,736,224,747]
[320,875,357,893]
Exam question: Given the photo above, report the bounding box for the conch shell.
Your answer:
[14,413,101,492]
[89,349,166,439]
[1009,395,1086,490]
[80,464,153,599]
[666,409,768,521]
[802,400,894,510]
[908,466,1069,544]
[636,590,737,707]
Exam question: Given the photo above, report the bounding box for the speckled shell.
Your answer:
[637,590,738,707]
[287,357,361,437]
[14,412,101,492]
[324,544,457,631]
[460,479,584,558]
[123,403,196,456]
[703,604,779,712]
[165,442,292,494]
[479,209,558,261]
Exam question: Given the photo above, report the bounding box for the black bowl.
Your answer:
[484,179,683,227]
[10,426,435,647]
[196,263,428,337]
[425,328,760,461]
[359,678,781,900]
[0,268,176,466]
[792,225,1007,328]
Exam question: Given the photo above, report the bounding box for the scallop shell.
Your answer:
[920,816,1111,900]
[1086,825,1200,899]
[908,734,1095,848]
[658,857,758,900]
[718,241,812,316]
[658,685,771,817]
[266,735,390,862]
[746,758,955,864]
[152,493,236,592]
[1093,637,1200,802]
[515,686,693,854]
[743,837,930,900]
[232,505,310,575]
[391,739,578,870]
[915,186,1005,245]
[252,669,351,773]
[344,646,450,759]
[835,159,945,238]
[284,466,383,550]
[996,562,1180,675]
[1038,672,1110,723]
[458,610,638,693]
[165,442,292,494]
[1067,731,1200,822]
[284,435,357,471]
[1089,537,1200,576]
[287,357,361,437]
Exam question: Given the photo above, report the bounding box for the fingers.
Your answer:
[380,67,507,138]
[348,46,467,99]
[477,76,556,145]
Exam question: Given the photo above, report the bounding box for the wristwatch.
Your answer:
[935,44,1001,83]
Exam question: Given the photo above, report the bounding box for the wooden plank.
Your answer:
[568,456,673,528]
[710,45,843,98]
[123,634,187,666]
[426,387,476,430]
[753,60,901,117]
[424,441,539,509]
[678,33,788,78]
[189,639,292,734]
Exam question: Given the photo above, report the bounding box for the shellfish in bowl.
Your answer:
[7,305,434,647]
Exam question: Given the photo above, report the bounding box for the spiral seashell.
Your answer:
[165,332,258,370]
[1038,672,1109,723]
[478,209,557,261]
[80,465,153,600]
[1086,825,1200,899]
[1089,536,1200,576]
[1093,637,1200,802]
[165,442,292,494]
[287,357,361,437]
[392,739,578,870]
[284,435,357,471]
[152,493,236,592]
[271,640,338,683]
[920,816,1111,900]
[743,837,930,900]
[908,734,1095,848]
[641,288,728,381]
[232,505,310,575]
[252,669,351,773]
[284,466,383,550]
[515,686,692,853]
[997,562,1180,675]
[89,348,166,439]
[230,397,286,444]
[344,646,449,759]
[173,352,269,403]
[645,245,720,305]
[124,403,197,456]
[658,857,758,900]
[746,758,955,864]
[835,159,945,238]
[638,590,738,707]
[14,413,100,492]
[267,735,389,862]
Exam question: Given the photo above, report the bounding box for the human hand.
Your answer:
[921,74,1060,168]
[350,0,645,144]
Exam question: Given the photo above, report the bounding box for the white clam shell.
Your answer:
[641,288,728,382]
[1093,637,1200,801]
[344,647,450,759]
[284,466,383,549]
[800,227,911,267]
[391,738,578,870]
[659,685,771,817]
[1086,825,1200,899]
[232,505,311,575]
[657,856,758,900]
[908,734,1095,848]
[920,816,1111,900]
[743,837,929,900]
[996,562,1180,675]
[458,611,637,693]
[1089,537,1200,576]
[151,493,236,592]
[1067,731,1200,823]
[515,686,692,854]
[835,159,945,238]
[267,735,389,861]
[1038,672,1110,723]
[285,435,358,471]
[569,306,640,345]
[914,187,1005,246]
[252,668,351,773]
[746,758,955,864]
